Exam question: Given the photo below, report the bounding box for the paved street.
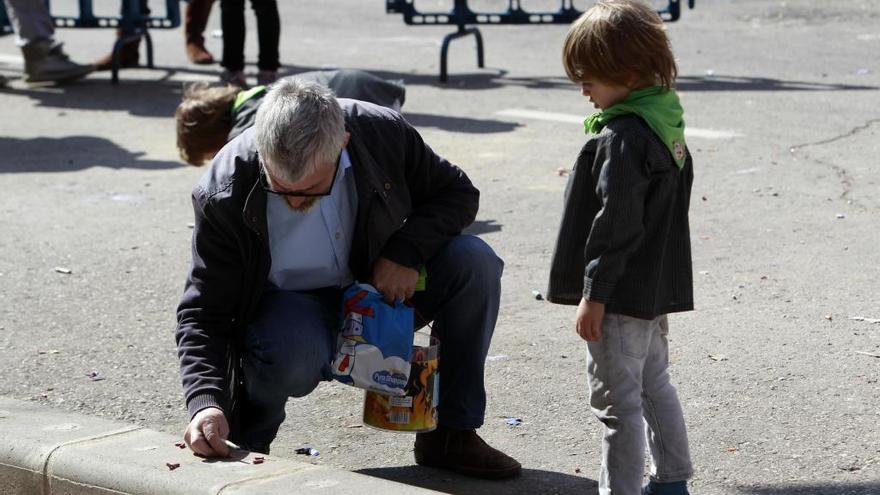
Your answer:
[1,0,878,493]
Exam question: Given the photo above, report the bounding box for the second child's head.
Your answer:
[562,0,677,109]
[174,84,240,166]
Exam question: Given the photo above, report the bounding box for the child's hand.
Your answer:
[575,298,605,342]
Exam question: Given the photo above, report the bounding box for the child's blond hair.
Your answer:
[562,0,677,89]
[174,83,239,166]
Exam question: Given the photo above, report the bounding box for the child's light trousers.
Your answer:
[587,313,693,495]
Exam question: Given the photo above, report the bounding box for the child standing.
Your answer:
[219,0,280,87]
[546,1,695,494]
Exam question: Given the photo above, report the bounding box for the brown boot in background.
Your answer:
[185,0,216,64]
[94,32,141,71]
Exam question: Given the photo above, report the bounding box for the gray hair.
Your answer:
[253,77,346,183]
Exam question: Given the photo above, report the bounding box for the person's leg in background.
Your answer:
[249,0,279,85]
[3,0,92,82]
[219,0,247,86]
[184,0,215,64]
[238,289,339,453]
[94,0,149,71]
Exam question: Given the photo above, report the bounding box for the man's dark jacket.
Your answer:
[176,99,479,421]
[546,114,694,319]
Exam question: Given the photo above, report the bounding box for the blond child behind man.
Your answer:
[546,1,695,494]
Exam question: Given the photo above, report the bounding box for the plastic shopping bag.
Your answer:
[331,283,414,396]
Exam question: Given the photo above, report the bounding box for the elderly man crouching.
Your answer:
[174,78,520,479]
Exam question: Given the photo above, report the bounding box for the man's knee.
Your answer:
[245,351,326,401]
[438,235,504,281]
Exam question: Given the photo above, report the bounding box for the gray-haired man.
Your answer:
[175,79,520,479]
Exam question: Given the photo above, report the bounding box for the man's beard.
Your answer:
[289,197,319,212]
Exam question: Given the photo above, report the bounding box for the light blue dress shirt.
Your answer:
[266,149,358,290]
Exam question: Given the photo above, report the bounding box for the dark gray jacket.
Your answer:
[176,99,478,419]
[547,114,694,319]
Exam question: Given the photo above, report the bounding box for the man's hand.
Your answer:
[183,407,231,458]
[371,257,420,303]
[575,298,605,342]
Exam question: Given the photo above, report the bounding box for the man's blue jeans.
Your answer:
[240,235,503,451]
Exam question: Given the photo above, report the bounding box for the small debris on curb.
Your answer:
[166,462,180,471]
[295,447,320,456]
[86,372,105,381]
[503,417,523,427]
[345,424,363,428]
[54,267,72,274]
[174,442,186,449]
[855,351,880,358]
[575,467,581,474]
[824,314,833,321]
[836,213,846,219]
[708,354,728,362]
[725,447,738,453]
[253,456,265,465]
[531,290,544,301]
[556,167,570,177]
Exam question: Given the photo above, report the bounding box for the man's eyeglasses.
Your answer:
[260,152,342,197]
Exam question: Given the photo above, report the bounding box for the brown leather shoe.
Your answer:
[94,37,140,71]
[414,426,521,479]
[186,41,214,64]
[184,0,215,64]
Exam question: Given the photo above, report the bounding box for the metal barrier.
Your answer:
[0,0,181,83]
[0,1,12,35]
[386,0,696,81]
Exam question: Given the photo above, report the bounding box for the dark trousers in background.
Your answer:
[185,0,215,45]
[220,0,280,72]
[238,235,503,452]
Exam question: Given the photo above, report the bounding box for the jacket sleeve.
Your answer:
[583,129,651,302]
[175,188,243,419]
[380,119,480,268]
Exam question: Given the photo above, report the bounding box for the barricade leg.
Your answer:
[439,25,484,83]
[144,29,153,67]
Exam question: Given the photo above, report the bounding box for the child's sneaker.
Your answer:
[219,69,247,88]
[643,480,690,495]
[256,70,278,86]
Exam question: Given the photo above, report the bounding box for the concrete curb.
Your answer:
[0,397,441,494]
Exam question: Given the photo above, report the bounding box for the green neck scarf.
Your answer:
[232,85,267,114]
[584,87,687,169]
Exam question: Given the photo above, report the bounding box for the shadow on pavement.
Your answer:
[0,136,180,172]
[405,112,520,134]
[356,466,597,495]
[340,67,577,92]
[465,219,503,236]
[677,74,878,92]
[0,76,185,117]
[736,481,880,495]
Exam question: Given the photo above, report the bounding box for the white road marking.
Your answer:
[496,108,743,139]
[0,53,24,66]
